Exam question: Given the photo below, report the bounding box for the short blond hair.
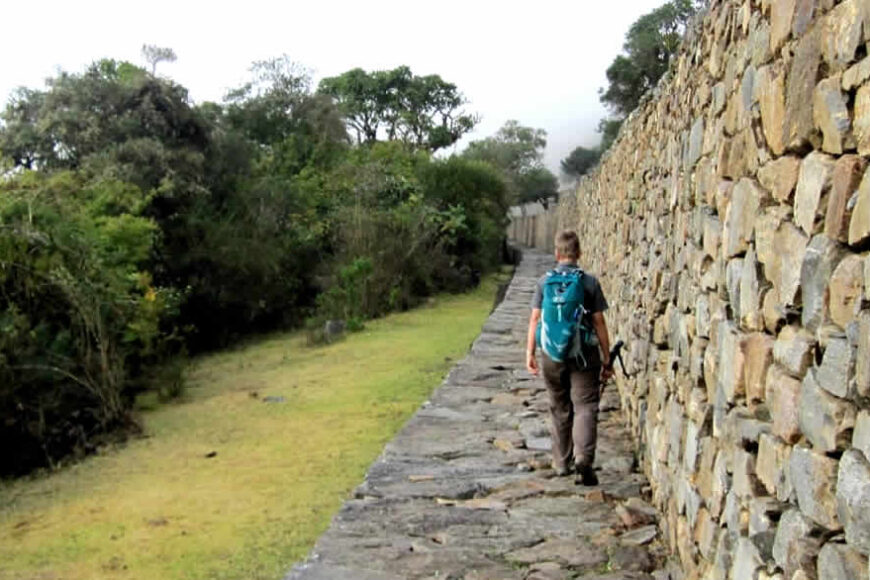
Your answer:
[555,230,580,260]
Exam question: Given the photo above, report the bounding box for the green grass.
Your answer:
[0,270,511,580]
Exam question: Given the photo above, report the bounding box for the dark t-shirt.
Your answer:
[531,263,609,367]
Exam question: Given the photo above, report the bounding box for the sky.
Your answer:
[0,0,667,177]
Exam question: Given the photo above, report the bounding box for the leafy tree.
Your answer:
[464,120,547,174]
[463,120,557,204]
[600,0,696,117]
[515,166,559,204]
[224,56,349,174]
[597,0,697,152]
[597,118,624,153]
[141,44,177,75]
[0,59,209,187]
[318,66,478,151]
[560,145,601,179]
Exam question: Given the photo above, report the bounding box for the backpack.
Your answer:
[535,269,595,364]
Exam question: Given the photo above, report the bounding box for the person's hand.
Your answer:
[601,363,614,382]
[526,351,539,376]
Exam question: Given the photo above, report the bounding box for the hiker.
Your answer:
[525,230,613,486]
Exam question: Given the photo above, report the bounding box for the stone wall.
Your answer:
[509,0,870,578]
[507,202,559,253]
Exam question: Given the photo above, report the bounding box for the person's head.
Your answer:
[554,230,580,262]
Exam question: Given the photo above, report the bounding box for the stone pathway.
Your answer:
[287,249,674,580]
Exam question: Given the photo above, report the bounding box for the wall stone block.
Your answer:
[791,0,816,39]
[730,536,764,580]
[766,364,803,443]
[770,0,797,54]
[825,155,867,243]
[842,56,870,92]
[836,449,870,554]
[789,445,841,529]
[817,541,868,580]
[743,332,774,403]
[858,312,870,397]
[773,508,820,578]
[757,433,793,501]
[717,321,746,403]
[813,76,851,154]
[848,165,870,245]
[740,248,765,331]
[785,25,821,150]
[800,234,846,332]
[771,222,809,308]
[828,254,864,329]
[798,370,856,452]
[794,151,835,236]
[733,447,764,500]
[864,254,869,302]
[773,325,815,379]
[758,155,800,203]
[820,0,865,72]
[723,178,762,258]
[816,337,856,399]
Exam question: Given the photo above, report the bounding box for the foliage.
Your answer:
[597,118,624,153]
[0,172,179,475]
[600,0,696,117]
[318,66,478,151]
[597,0,697,151]
[0,57,511,475]
[304,143,508,329]
[515,166,559,204]
[560,145,601,179]
[0,59,209,182]
[463,120,558,204]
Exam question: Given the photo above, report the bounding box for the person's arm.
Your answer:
[526,308,541,375]
[591,311,613,380]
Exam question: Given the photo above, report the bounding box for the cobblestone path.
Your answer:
[287,249,673,580]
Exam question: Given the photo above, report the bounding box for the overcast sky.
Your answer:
[0,0,666,177]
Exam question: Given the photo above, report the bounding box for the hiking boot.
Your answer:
[574,463,598,486]
[552,463,572,477]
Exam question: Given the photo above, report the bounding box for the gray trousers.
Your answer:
[542,354,601,470]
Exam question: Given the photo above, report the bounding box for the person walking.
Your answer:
[525,230,613,486]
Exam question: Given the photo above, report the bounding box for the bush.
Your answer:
[0,172,178,475]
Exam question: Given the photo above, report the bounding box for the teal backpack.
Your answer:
[535,269,595,364]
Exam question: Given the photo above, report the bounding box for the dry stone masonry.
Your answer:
[510,0,870,578]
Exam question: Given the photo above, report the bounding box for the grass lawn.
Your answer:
[0,270,511,580]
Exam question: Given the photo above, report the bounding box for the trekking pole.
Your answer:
[608,339,628,378]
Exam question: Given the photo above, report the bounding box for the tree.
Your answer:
[597,118,624,153]
[463,120,557,204]
[600,0,696,117]
[464,120,547,174]
[597,0,698,152]
[560,146,601,179]
[141,44,177,75]
[224,56,348,174]
[515,166,559,205]
[0,59,209,185]
[318,66,478,151]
